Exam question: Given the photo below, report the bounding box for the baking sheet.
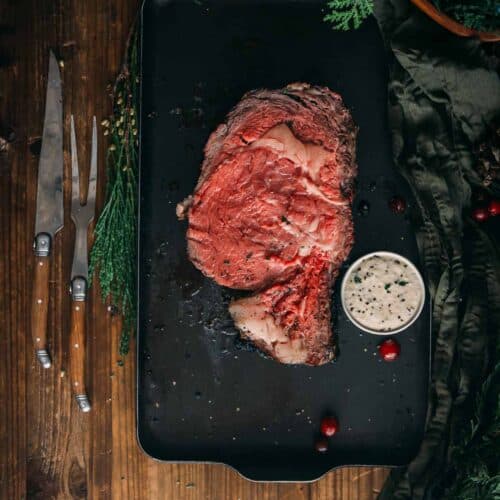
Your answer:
[138,0,430,481]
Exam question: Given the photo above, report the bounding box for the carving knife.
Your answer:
[32,51,63,369]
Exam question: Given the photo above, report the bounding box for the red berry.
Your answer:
[488,200,500,217]
[320,416,339,437]
[378,338,401,362]
[472,207,490,222]
[389,196,406,214]
[315,438,329,453]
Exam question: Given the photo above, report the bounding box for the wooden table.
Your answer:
[0,1,389,498]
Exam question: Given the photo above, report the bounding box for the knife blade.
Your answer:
[35,51,63,237]
[31,50,64,369]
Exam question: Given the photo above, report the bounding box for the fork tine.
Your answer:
[87,115,97,210]
[70,115,80,205]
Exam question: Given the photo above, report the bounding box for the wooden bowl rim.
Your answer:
[410,0,500,42]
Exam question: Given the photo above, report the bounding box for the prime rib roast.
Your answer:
[177,83,357,366]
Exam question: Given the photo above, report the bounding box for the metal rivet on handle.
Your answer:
[36,349,51,369]
[76,394,91,413]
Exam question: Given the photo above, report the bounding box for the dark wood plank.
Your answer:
[0,0,389,498]
[0,1,28,497]
[310,468,389,500]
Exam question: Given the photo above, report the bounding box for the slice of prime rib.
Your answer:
[177,83,357,366]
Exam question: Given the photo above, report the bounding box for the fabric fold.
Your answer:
[374,1,500,498]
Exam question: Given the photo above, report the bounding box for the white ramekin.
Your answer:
[340,251,426,335]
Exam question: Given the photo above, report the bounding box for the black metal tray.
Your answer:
[138,0,430,481]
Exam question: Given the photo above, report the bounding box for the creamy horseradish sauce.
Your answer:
[343,255,423,332]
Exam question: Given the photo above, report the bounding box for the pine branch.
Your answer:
[324,0,373,31]
[446,363,500,499]
[89,23,139,356]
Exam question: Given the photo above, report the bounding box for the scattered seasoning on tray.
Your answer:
[315,438,329,453]
[357,200,370,216]
[389,196,406,214]
[378,338,401,362]
[320,416,339,437]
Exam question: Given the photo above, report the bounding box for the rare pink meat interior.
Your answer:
[177,83,357,366]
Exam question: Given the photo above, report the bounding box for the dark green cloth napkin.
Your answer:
[373,2,500,498]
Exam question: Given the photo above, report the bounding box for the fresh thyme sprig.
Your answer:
[89,25,139,356]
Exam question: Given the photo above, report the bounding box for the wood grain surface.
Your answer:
[31,254,51,362]
[0,0,389,498]
[69,300,88,404]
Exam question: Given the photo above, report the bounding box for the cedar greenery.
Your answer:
[324,0,500,32]
[446,363,500,499]
[89,26,139,356]
[324,0,374,30]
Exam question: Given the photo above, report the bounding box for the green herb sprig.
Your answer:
[324,0,374,31]
[89,26,139,356]
[324,0,499,32]
[446,362,500,499]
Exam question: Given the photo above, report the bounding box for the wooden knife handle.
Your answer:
[69,277,91,412]
[31,233,52,368]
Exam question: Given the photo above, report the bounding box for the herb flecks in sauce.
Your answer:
[344,255,422,332]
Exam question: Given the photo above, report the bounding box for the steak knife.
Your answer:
[69,115,97,413]
[32,51,64,369]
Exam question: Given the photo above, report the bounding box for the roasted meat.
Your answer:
[177,83,357,366]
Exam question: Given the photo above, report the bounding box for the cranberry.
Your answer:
[472,207,490,222]
[378,338,401,362]
[389,196,406,214]
[320,416,339,437]
[488,200,500,217]
[315,438,329,453]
